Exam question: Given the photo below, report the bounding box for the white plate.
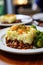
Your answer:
[32,13,43,21]
[0,14,32,26]
[0,26,43,54]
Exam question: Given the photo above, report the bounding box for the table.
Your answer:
[0,26,43,65]
[0,50,43,65]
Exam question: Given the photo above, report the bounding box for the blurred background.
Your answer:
[0,0,42,15]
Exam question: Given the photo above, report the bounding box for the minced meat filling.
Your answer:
[2,20,21,24]
[6,38,33,49]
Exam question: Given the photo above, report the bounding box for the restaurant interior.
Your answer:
[0,0,43,65]
[0,0,40,15]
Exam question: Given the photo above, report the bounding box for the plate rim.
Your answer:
[0,26,43,54]
[32,13,43,19]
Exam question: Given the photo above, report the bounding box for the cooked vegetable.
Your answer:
[31,25,37,29]
[34,31,43,48]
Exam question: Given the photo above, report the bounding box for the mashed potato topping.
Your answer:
[5,25,36,44]
[0,14,16,23]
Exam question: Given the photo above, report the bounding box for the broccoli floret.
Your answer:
[37,39,43,47]
[36,30,41,35]
[31,25,37,29]
[34,31,43,48]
